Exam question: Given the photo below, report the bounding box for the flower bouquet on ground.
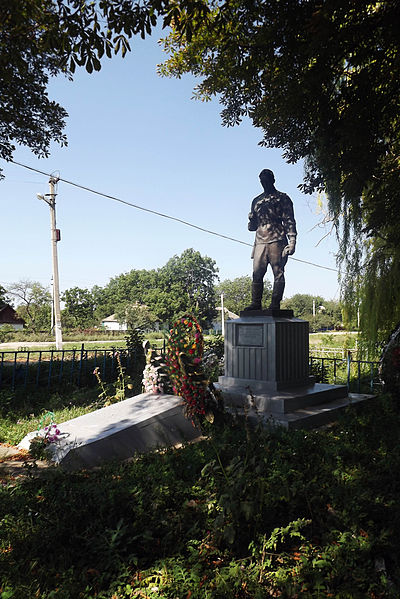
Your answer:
[28,412,63,461]
[142,340,171,394]
[165,314,223,422]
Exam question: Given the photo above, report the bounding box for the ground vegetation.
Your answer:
[0,395,399,597]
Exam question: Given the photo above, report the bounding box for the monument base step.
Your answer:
[217,382,375,429]
[249,393,374,430]
[216,382,348,413]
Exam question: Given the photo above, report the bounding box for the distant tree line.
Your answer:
[3,249,343,334]
[4,249,219,332]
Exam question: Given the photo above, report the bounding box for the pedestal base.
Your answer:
[218,314,375,429]
[221,314,309,390]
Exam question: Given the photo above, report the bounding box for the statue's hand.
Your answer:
[282,241,296,257]
[248,212,258,231]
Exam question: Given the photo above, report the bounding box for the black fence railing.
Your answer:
[0,346,129,391]
[0,346,381,394]
[309,354,381,393]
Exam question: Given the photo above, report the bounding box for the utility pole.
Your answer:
[221,293,225,337]
[37,176,63,349]
[50,276,54,332]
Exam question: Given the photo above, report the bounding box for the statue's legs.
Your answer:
[244,241,287,311]
[268,242,288,309]
[244,244,268,310]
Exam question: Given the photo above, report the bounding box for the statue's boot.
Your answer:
[244,282,263,311]
[268,281,285,310]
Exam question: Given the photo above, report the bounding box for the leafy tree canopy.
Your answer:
[7,279,51,332]
[0,0,211,177]
[0,285,10,307]
[94,269,157,322]
[91,249,218,328]
[281,293,343,331]
[155,248,219,326]
[61,286,96,329]
[116,303,158,331]
[159,0,400,352]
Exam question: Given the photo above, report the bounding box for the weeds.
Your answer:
[0,395,400,597]
[93,351,133,406]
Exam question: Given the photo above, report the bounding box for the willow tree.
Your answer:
[158,0,400,353]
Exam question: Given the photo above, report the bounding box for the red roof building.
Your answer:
[0,304,25,330]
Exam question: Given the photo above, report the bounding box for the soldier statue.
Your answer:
[244,169,297,311]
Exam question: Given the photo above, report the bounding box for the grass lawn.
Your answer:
[0,392,399,598]
[0,386,102,446]
[309,331,358,356]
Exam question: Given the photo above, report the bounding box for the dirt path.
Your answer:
[0,443,50,484]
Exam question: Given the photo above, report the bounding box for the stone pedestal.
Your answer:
[219,312,311,393]
[217,311,374,429]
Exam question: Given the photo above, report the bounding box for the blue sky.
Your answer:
[1,33,339,301]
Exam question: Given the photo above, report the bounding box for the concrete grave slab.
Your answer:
[18,393,201,470]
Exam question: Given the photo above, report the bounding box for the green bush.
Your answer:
[0,325,16,343]
[309,358,334,384]
[124,328,146,394]
[204,334,224,358]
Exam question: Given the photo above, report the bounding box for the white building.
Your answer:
[100,314,128,331]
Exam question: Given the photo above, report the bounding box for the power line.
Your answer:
[9,159,339,273]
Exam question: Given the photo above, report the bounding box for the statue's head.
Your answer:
[259,169,275,186]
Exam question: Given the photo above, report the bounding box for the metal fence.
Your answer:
[309,354,381,393]
[0,346,129,391]
[0,346,381,394]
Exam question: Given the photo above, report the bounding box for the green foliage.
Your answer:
[157,248,219,327]
[0,324,14,343]
[380,323,400,397]
[1,396,400,596]
[203,334,224,381]
[119,303,158,332]
[281,294,343,331]
[0,285,10,306]
[93,270,157,322]
[61,286,96,329]
[6,280,51,332]
[350,239,400,355]
[0,386,100,445]
[1,0,210,176]
[309,359,334,385]
[92,249,219,328]
[124,328,146,395]
[204,334,224,359]
[93,351,133,406]
[0,0,67,173]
